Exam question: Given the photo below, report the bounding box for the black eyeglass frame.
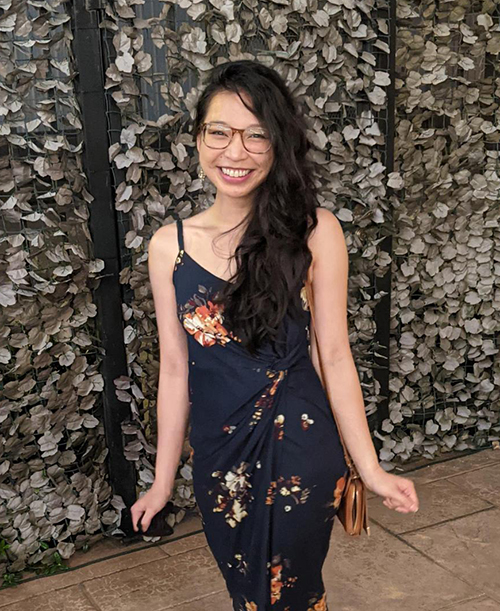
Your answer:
[200,122,273,154]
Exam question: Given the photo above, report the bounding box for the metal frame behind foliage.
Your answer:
[71,0,137,537]
[372,0,397,431]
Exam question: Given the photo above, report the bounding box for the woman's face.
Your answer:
[196,90,274,201]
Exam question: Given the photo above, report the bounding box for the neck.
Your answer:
[209,192,254,229]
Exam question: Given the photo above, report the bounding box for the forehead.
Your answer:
[205,90,263,128]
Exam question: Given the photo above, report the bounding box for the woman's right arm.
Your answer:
[131,224,190,531]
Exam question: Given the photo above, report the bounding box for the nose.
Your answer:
[224,131,248,160]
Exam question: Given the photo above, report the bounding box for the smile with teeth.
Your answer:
[220,167,253,177]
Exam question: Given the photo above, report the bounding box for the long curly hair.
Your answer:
[193,60,319,356]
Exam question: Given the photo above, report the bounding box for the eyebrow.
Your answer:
[207,120,265,129]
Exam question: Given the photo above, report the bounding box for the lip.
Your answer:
[217,167,255,183]
[218,166,254,171]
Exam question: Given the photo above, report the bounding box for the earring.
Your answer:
[198,166,205,180]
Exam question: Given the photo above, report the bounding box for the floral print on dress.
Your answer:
[324,473,347,522]
[274,414,285,440]
[331,473,347,509]
[249,369,287,428]
[301,413,315,431]
[232,551,250,576]
[307,591,328,611]
[270,553,298,605]
[265,475,314,511]
[181,293,239,347]
[174,248,185,271]
[209,461,254,528]
[184,302,227,345]
[300,283,309,311]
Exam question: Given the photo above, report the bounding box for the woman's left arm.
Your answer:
[308,207,419,514]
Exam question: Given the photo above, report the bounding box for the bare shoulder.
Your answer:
[308,207,346,260]
[148,222,180,276]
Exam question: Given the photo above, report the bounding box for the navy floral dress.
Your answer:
[173,219,348,611]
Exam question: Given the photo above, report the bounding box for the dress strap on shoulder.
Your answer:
[176,218,184,251]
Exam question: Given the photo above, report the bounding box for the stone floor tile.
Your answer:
[0,516,204,607]
[65,536,136,569]
[323,521,480,611]
[82,546,226,611]
[435,596,500,610]
[405,449,500,485]
[0,585,97,611]
[401,508,500,603]
[67,511,203,569]
[0,548,165,608]
[364,448,499,500]
[159,532,208,556]
[366,477,493,534]
[165,590,232,610]
[447,464,500,507]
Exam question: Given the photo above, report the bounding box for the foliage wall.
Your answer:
[0,0,121,578]
[380,0,500,463]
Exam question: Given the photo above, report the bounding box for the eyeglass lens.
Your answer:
[203,124,271,153]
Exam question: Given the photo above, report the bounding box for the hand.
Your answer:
[361,467,419,514]
[130,483,172,533]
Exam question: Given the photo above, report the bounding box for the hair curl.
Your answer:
[193,60,319,356]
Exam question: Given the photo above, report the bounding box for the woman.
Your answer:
[131,60,419,611]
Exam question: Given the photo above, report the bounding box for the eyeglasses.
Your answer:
[200,122,272,154]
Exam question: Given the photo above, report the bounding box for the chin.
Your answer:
[220,187,256,198]
[213,178,259,192]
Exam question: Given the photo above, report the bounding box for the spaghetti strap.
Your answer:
[176,218,184,251]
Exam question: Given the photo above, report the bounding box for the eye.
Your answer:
[248,131,269,139]
[206,125,230,137]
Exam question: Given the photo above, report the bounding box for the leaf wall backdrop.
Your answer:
[0,0,499,575]
[0,0,123,577]
[385,0,500,462]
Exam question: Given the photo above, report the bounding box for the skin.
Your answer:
[131,90,418,534]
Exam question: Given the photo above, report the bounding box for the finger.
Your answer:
[395,485,416,509]
[403,485,419,510]
[396,498,419,512]
[130,507,142,532]
[387,494,415,513]
[140,508,156,532]
[402,480,418,501]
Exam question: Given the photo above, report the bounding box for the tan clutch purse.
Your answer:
[305,268,371,536]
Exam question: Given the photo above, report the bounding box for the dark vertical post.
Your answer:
[372,0,396,433]
[71,0,136,536]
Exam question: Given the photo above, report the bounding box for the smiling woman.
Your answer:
[131,60,419,611]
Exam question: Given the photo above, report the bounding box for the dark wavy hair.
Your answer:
[193,60,319,356]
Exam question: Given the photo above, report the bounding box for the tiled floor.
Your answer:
[1,447,499,611]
